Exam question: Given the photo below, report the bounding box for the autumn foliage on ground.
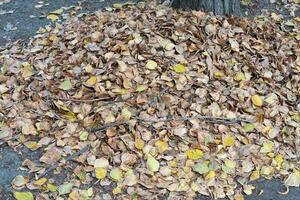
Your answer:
[0,1,299,200]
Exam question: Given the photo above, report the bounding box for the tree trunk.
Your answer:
[172,0,242,16]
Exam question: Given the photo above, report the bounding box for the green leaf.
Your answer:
[145,60,157,70]
[243,123,255,132]
[173,64,186,73]
[59,79,72,91]
[13,192,34,200]
[110,168,123,181]
[146,155,160,172]
[58,182,73,195]
[193,162,209,174]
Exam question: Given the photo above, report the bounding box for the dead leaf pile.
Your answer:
[0,1,299,199]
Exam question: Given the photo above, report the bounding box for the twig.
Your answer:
[90,115,252,133]
[50,96,112,103]
[37,144,90,178]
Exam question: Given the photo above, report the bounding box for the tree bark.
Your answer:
[172,0,242,16]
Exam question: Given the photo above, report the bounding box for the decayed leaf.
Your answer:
[285,170,300,187]
[22,62,33,78]
[13,192,34,200]
[12,175,29,187]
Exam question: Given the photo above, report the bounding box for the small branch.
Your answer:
[37,144,90,179]
[50,96,112,103]
[89,115,252,133]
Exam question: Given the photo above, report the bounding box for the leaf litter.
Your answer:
[0,1,299,199]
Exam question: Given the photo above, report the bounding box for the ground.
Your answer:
[0,0,299,200]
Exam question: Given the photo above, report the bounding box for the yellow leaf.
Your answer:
[24,141,39,151]
[261,166,273,176]
[155,140,169,153]
[260,141,274,153]
[136,85,148,92]
[222,135,236,147]
[113,3,123,8]
[85,64,94,73]
[33,178,47,186]
[135,139,145,150]
[95,167,107,180]
[63,110,77,122]
[234,194,245,200]
[59,79,72,91]
[234,71,245,81]
[213,71,224,79]
[104,113,115,124]
[205,170,215,180]
[13,192,34,200]
[186,149,203,160]
[50,8,64,15]
[85,76,97,86]
[47,14,59,21]
[79,131,89,141]
[251,95,263,107]
[250,169,260,181]
[146,60,158,70]
[22,62,33,78]
[173,64,186,73]
[112,186,122,195]
[121,108,132,120]
[274,154,284,168]
[46,183,57,192]
[69,191,79,200]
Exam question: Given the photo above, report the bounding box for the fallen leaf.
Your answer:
[251,95,263,107]
[147,155,160,172]
[59,79,72,91]
[146,60,157,70]
[13,192,34,200]
[95,167,107,180]
[173,64,186,73]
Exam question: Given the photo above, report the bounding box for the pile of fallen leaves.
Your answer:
[0,1,299,200]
